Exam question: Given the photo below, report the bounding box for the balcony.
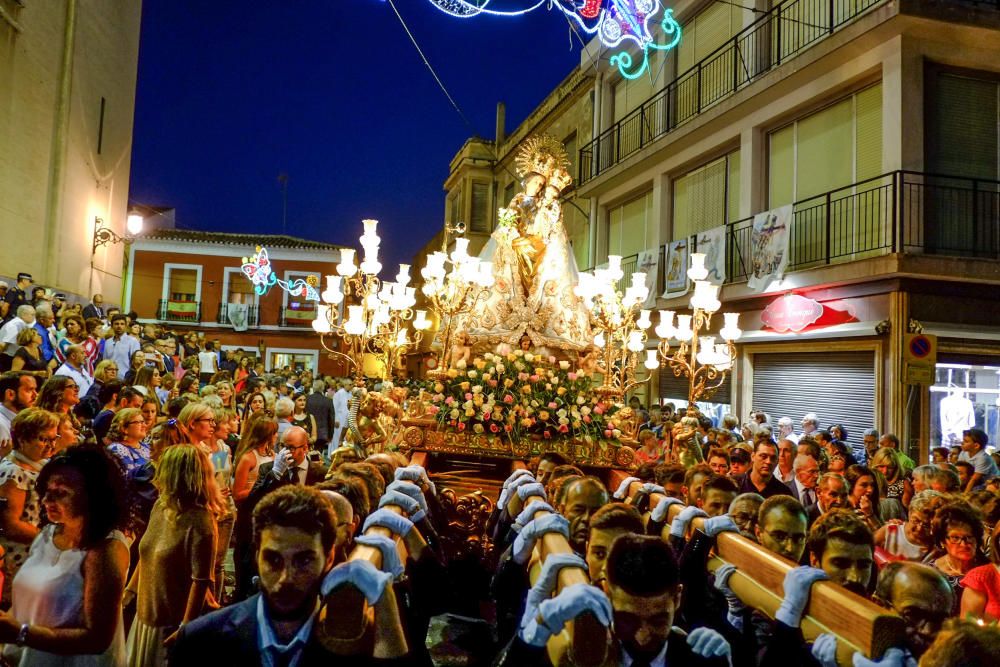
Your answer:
[216,303,260,327]
[579,0,887,183]
[591,171,1000,295]
[157,299,201,324]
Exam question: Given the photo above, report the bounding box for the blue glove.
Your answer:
[379,490,425,522]
[386,480,427,512]
[812,633,839,667]
[504,468,535,488]
[521,553,588,629]
[670,506,708,539]
[713,563,745,630]
[512,513,569,565]
[702,515,739,538]
[499,473,536,508]
[355,534,404,578]
[516,482,547,503]
[271,448,292,477]
[640,483,666,496]
[852,648,917,667]
[363,508,414,538]
[321,559,392,603]
[514,501,555,529]
[520,583,612,647]
[650,496,684,523]
[395,465,435,495]
[613,476,640,500]
[775,566,829,627]
[687,627,731,660]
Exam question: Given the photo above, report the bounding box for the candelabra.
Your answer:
[420,237,494,378]
[313,219,433,384]
[650,253,743,415]
[574,255,653,403]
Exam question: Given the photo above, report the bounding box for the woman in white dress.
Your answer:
[0,447,129,666]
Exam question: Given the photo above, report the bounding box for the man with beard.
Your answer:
[497,535,731,666]
[0,371,37,453]
[736,440,792,499]
[756,496,809,563]
[170,485,409,664]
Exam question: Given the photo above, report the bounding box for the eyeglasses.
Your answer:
[195,418,217,424]
[945,534,976,546]
[126,420,146,427]
[39,435,60,445]
[799,469,820,477]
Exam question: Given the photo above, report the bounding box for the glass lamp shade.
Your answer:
[688,253,709,281]
[413,310,432,330]
[630,272,646,290]
[312,305,332,334]
[126,211,144,235]
[644,349,659,370]
[594,332,606,348]
[451,238,470,263]
[655,310,676,339]
[396,264,411,285]
[626,331,645,353]
[322,276,343,305]
[715,344,733,370]
[337,248,357,277]
[344,305,365,335]
[636,309,652,330]
[675,315,693,342]
[720,312,743,341]
[607,255,623,281]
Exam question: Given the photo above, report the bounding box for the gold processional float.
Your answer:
[310,135,743,473]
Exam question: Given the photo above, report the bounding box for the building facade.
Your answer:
[124,228,348,376]
[0,0,142,300]
[438,0,1000,460]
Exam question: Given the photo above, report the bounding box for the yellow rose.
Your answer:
[539,410,550,421]
[557,387,567,395]
[460,381,471,391]
[465,407,476,417]
[434,383,444,393]
[446,369,458,379]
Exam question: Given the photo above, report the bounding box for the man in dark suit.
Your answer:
[807,472,850,527]
[170,485,410,665]
[496,534,731,666]
[82,293,104,320]
[305,379,335,453]
[255,426,328,492]
[787,454,820,509]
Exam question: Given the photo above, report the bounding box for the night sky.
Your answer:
[128,1,583,271]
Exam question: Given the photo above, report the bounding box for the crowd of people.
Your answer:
[0,277,998,665]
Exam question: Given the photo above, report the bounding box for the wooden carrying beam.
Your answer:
[509,493,610,667]
[643,492,906,665]
[318,503,410,653]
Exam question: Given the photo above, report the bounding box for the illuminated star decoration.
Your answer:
[421,0,680,81]
[240,247,320,301]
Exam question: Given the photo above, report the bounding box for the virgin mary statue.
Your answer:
[465,136,591,353]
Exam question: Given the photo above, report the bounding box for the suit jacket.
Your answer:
[170,594,410,666]
[306,392,335,442]
[787,477,817,509]
[82,303,103,320]
[806,503,824,528]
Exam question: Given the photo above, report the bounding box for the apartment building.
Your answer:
[439,0,1000,459]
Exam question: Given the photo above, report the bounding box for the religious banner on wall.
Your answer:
[661,238,689,297]
[636,247,660,308]
[695,225,727,285]
[226,303,249,332]
[747,204,793,292]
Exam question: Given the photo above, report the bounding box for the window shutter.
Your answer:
[727,151,742,222]
[926,73,998,181]
[795,98,853,201]
[608,206,623,257]
[470,182,490,233]
[855,84,883,182]
[768,125,794,207]
[621,194,649,256]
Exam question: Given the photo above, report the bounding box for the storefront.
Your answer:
[929,358,1000,450]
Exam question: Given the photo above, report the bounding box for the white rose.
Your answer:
[559,360,570,370]
[456,359,467,369]
[524,353,534,362]
[468,370,477,378]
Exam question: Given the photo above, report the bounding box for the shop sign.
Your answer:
[761,294,824,333]
[904,334,938,366]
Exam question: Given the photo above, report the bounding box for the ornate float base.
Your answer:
[400,417,637,469]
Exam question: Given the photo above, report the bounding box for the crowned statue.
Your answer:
[464,136,591,354]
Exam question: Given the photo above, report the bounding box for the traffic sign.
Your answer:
[904,333,937,366]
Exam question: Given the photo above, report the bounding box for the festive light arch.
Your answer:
[240,247,320,301]
[420,0,682,80]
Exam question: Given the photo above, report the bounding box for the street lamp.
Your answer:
[574,255,653,403]
[92,208,144,254]
[652,253,743,415]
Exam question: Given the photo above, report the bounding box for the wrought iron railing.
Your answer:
[579,0,887,183]
[157,299,201,323]
[216,303,260,327]
[586,171,999,293]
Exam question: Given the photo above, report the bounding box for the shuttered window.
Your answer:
[768,83,883,207]
[613,50,669,123]
[751,351,876,445]
[607,191,654,258]
[470,182,490,232]
[659,367,731,405]
[673,150,741,239]
[677,1,751,72]
[926,71,998,181]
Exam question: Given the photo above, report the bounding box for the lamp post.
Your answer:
[574,255,653,403]
[313,219,432,384]
[419,237,494,378]
[651,253,742,416]
[92,209,144,254]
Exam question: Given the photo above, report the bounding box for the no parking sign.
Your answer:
[904,333,937,385]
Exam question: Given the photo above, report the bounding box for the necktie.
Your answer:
[804,488,815,506]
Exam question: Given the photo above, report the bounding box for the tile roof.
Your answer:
[135,229,344,251]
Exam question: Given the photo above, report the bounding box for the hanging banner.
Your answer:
[661,238,689,297]
[747,204,793,292]
[695,225,727,285]
[636,247,661,308]
[226,303,249,332]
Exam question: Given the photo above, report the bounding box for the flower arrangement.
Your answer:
[424,349,624,443]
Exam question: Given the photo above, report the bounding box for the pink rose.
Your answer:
[604,429,612,438]
[548,402,557,409]
[489,379,498,387]
[428,405,440,415]
[567,372,577,380]
[518,372,529,381]
[558,424,569,433]
[503,394,514,404]
[593,405,605,415]
[464,392,473,400]
[583,415,592,423]
[445,397,454,405]
[530,375,540,383]
[548,356,556,364]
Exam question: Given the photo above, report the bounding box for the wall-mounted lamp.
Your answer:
[92,209,144,254]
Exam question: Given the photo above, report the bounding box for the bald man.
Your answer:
[253,426,328,495]
[320,489,355,562]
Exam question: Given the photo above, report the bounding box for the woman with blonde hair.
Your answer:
[213,380,235,411]
[36,376,80,417]
[53,411,82,454]
[131,366,162,411]
[231,414,276,601]
[0,408,60,600]
[176,402,216,449]
[200,407,236,601]
[871,446,913,510]
[11,327,50,378]
[124,445,218,666]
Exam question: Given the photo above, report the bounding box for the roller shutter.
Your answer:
[751,351,875,446]
[658,367,731,406]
